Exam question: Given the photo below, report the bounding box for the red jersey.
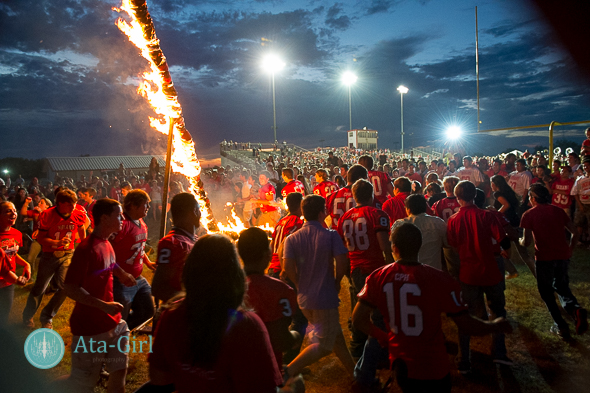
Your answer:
[25,209,41,232]
[110,187,122,202]
[447,204,505,286]
[270,214,304,272]
[368,171,391,205]
[281,180,305,198]
[382,192,410,224]
[149,306,282,393]
[0,248,14,288]
[151,228,196,302]
[65,234,121,336]
[551,178,575,208]
[259,183,278,212]
[486,169,508,178]
[37,206,87,253]
[521,203,572,261]
[86,200,96,228]
[313,180,339,199]
[406,172,423,183]
[0,227,22,266]
[327,186,356,229]
[246,273,297,365]
[110,214,148,278]
[431,196,461,222]
[337,206,390,274]
[357,262,467,380]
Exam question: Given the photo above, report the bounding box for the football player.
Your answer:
[313,169,339,199]
[326,165,368,229]
[358,155,393,208]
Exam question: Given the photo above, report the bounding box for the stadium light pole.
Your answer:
[262,55,285,144]
[397,85,409,153]
[342,71,358,131]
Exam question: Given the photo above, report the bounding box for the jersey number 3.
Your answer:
[383,282,423,336]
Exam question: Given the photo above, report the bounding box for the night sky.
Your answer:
[1,0,589,164]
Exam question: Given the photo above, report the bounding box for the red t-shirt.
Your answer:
[259,183,278,212]
[337,206,390,274]
[246,274,297,365]
[0,227,22,266]
[486,169,508,178]
[447,205,505,286]
[406,172,423,183]
[151,228,196,302]
[520,203,572,261]
[382,192,410,224]
[86,200,96,228]
[110,214,148,278]
[281,180,305,198]
[65,235,121,336]
[110,187,122,202]
[37,206,87,253]
[149,305,282,393]
[551,178,575,208]
[25,209,41,232]
[326,186,356,229]
[368,171,391,205]
[270,215,303,271]
[431,197,461,222]
[357,262,467,380]
[313,180,339,199]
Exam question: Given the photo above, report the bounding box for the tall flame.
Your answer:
[114,0,215,229]
[114,0,282,236]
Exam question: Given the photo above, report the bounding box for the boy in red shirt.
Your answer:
[22,189,89,329]
[238,227,299,367]
[152,193,201,304]
[521,184,588,339]
[0,201,31,325]
[60,198,136,392]
[447,181,512,373]
[353,222,512,392]
[551,165,575,215]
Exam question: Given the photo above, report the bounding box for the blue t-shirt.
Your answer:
[284,221,348,309]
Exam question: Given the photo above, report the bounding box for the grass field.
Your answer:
[4,220,590,393]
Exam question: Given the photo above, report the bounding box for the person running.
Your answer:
[520,184,588,339]
[283,194,356,381]
[237,227,300,367]
[447,181,513,373]
[110,189,156,331]
[151,193,201,305]
[59,199,138,392]
[22,189,88,329]
[352,222,512,393]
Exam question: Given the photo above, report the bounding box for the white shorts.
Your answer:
[70,320,129,388]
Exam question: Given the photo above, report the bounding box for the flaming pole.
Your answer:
[115,0,216,231]
[159,117,175,238]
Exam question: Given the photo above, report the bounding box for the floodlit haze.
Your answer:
[1,0,589,161]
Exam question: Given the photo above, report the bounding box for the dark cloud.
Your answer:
[325,3,352,30]
[364,0,397,15]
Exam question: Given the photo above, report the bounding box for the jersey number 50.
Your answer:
[383,282,423,336]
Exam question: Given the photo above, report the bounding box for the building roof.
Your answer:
[46,156,166,172]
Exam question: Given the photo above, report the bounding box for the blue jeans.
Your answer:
[113,275,155,330]
[22,252,71,324]
[0,285,15,326]
[535,259,580,329]
[459,257,507,364]
[351,268,389,386]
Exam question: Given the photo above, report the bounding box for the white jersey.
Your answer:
[508,170,532,197]
[571,175,590,204]
[455,167,484,184]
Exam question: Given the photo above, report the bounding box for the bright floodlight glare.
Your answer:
[2,169,7,174]
[342,71,358,86]
[397,85,409,94]
[262,55,285,73]
[446,125,462,140]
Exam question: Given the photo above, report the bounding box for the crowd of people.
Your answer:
[1,129,590,392]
